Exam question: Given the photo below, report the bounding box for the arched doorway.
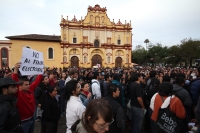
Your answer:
[94,40,100,47]
[92,55,102,67]
[115,57,122,67]
[71,56,79,67]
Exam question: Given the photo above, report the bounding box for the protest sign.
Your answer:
[19,47,44,75]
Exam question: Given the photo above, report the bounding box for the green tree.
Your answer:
[144,39,150,50]
[132,45,147,64]
[166,45,181,66]
[179,38,200,66]
[147,43,168,65]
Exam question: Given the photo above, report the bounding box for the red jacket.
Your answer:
[12,74,43,120]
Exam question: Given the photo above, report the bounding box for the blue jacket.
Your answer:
[190,78,200,106]
[79,92,92,107]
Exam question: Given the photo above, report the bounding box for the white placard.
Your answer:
[19,47,44,75]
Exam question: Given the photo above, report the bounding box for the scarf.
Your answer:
[83,91,89,96]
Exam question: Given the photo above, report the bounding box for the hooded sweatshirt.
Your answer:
[173,84,193,107]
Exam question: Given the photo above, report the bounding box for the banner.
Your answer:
[19,47,44,75]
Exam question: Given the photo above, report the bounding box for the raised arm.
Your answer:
[12,62,21,83]
[30,74,43,92]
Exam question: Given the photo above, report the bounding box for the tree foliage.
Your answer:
[132,38,200,66]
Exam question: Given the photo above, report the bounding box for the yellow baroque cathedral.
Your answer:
[2,4,132,68]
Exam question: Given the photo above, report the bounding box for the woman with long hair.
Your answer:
[79,82,92,106]
[34,75,50,132]
[42,86,60,133]
[65,80,86,133]
[71,99,113,133]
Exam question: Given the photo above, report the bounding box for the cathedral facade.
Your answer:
[4,4,132,68]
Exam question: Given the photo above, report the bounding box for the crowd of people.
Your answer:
[1,62,200,133]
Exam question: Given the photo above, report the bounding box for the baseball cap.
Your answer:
[0,77,21,87]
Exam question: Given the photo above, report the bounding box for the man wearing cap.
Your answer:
[12,62,43,133]
[0,77,22,132]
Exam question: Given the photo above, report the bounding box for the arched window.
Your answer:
[1,48,8,67]
[117,39,121,45]
[94,40,100,47]
[48,48,53,59]
[63,56,67,63]
[73,37,77,43]
[84,56,87,63]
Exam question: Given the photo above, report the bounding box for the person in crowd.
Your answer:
[158,71,164,83]
[190,67,200,106]
[103,74,112,97]
[35,75,50,119]
[195,96,200,133]
[12,62,43,133]
[49,71,58,87]
[150,82,186,132]
[71,99,113,133]
[147,70,157,86]
[78,71,84,81]
[0,77,22,133]
[65,80,86,133]
[112,73,125,107]
[130,72,145,133]
[145,77,160,133]
[65,68,78,85]
[99,72,105,96]
[104,84,125,133]
[170,72,176,84]
[34,75,50,132]
[82,70,89,83]
[162,75,171,82]
[42,86,60,133]
[79,82,92,106]
[91,72,101,99]
[58,71,67,116]
[173,77,193,132]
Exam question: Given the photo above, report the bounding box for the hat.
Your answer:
[0,77,21,87]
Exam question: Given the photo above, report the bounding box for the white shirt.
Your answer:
[91,79,101,99]
[66,96,86,133]
[65,76,72,85]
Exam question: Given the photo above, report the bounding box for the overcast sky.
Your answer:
[0,0,199,50]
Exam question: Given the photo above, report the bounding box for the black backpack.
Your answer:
[71,119,80,133]
[156,96,183,133]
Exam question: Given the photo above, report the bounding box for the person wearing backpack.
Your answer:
[65,80,86,133]
[91,72,101,99]
[150,82,186,133]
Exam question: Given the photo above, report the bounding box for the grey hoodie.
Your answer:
[173,84,193,107]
